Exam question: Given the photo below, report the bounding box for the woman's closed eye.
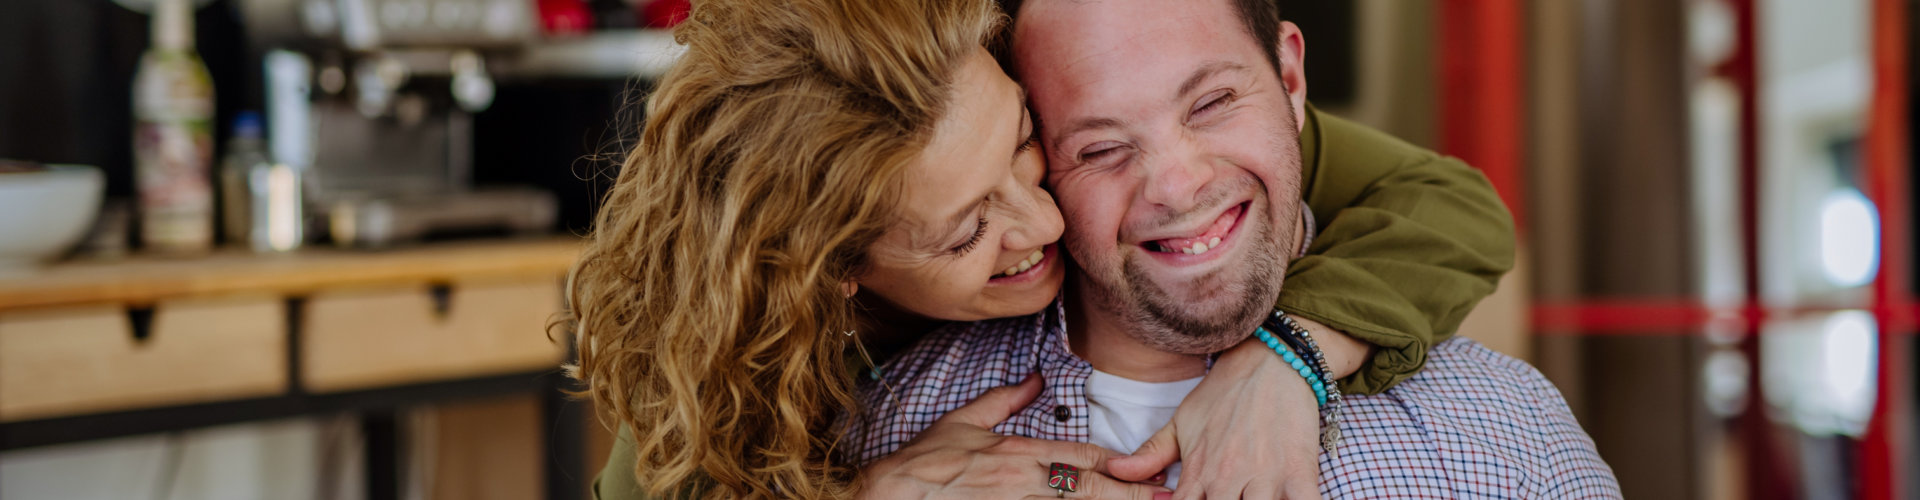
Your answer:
[1016,109,1041,155]
[951,216,988,254]
[1018,134,1041,154]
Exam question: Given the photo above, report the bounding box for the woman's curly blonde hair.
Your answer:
[563,0,1004,497]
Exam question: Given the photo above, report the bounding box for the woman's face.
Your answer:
[856,47,1067,322]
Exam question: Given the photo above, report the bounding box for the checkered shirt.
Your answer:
[842,300,1622,498]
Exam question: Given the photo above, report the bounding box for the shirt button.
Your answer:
[1053,405,1072,422]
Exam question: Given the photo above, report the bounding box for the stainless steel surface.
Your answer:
[240,0,600,250]
[327,188,556,248]
[302,104,458,198]
[493,29,686,80]
[249,163,305,252]
[240,0,535,49]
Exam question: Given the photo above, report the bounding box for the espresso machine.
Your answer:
[236,0,559,248]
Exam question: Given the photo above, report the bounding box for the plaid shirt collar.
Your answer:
[851,296,1239,465]
[966,297,1095,443]
[845,298,1097,464]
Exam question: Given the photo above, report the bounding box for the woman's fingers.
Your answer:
[933,372,1043,429]
[1284,479,1325,500]
[993,435,1132,481]
[1077,470,1174,500]
[1106,421,1178,482]
[870,376,1180,500]
[1021,468,1171,500]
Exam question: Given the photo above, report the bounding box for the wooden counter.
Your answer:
[0,237,581,312]
[0,237,583,423]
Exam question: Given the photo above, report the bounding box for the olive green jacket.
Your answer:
[1287,105,1515,395]
[591,105,1516,499]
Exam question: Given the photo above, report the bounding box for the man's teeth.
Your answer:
[1155,236,1224,255]
[999,249,1047,277]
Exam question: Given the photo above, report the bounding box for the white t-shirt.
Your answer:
[1085,369,1204,489]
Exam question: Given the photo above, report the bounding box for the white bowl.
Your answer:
[0,164,105,269]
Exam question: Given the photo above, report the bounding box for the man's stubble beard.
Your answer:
[1067,187,1295,356]
[1126,213,1283,354]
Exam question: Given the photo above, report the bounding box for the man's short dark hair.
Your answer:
[994,0,1284,76]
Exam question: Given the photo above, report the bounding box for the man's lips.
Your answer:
[1139,202,1247,256]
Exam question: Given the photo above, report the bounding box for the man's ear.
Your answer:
[1276,20,1308,131]
[841,281,859,299]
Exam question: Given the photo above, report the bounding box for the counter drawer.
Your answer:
[301,278,564,393]
[0,296,288,422]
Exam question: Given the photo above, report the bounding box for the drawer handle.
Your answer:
[126,305,155,344]
[429,283,455,319]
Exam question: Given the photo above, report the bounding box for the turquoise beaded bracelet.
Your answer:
[1254,326,1329,407]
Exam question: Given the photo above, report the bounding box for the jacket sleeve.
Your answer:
[1282,107,1516,395]
[592,427,692,500]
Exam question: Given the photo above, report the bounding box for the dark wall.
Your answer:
[1281,1,1356,106]
[471,80,631,233]
[0,0,252,199]
[1910,0,1919,302]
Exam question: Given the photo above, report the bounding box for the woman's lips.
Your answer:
[990,244,1056,284]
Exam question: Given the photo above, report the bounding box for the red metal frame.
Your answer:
[1859,0,1911,496]
[1704,1,1798,494]
[1528,300,1920,335]
[1435,0,1526,230]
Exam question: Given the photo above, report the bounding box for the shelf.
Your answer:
[0,237,582,313]
[496,29,685,80]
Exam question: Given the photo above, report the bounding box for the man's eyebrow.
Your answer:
[1050,62,1250,145]
[1054,117,1124,144]
[1177,60,1249,100]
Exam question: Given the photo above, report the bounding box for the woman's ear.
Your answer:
[841,281,859,298]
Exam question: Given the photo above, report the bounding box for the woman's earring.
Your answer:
[841,282,858,298]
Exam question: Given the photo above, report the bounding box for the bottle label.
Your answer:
[133,51,215,252]
[135,120,214,250]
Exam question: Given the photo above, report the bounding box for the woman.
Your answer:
[568,0,1513,497]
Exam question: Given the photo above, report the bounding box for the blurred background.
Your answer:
[0,0,1911,499]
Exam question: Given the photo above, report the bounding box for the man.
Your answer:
[845,0,1620,497]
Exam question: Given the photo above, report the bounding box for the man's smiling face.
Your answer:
[1013,0,1307,354]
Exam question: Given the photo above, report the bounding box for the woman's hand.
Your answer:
[1105,317,1369,499]
[860,373,1173,500]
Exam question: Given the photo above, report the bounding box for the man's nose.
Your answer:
[1139,143,1214,212]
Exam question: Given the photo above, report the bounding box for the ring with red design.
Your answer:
[1047,462,1080,496]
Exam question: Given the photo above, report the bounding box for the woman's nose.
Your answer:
[1000,181,1064,251]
